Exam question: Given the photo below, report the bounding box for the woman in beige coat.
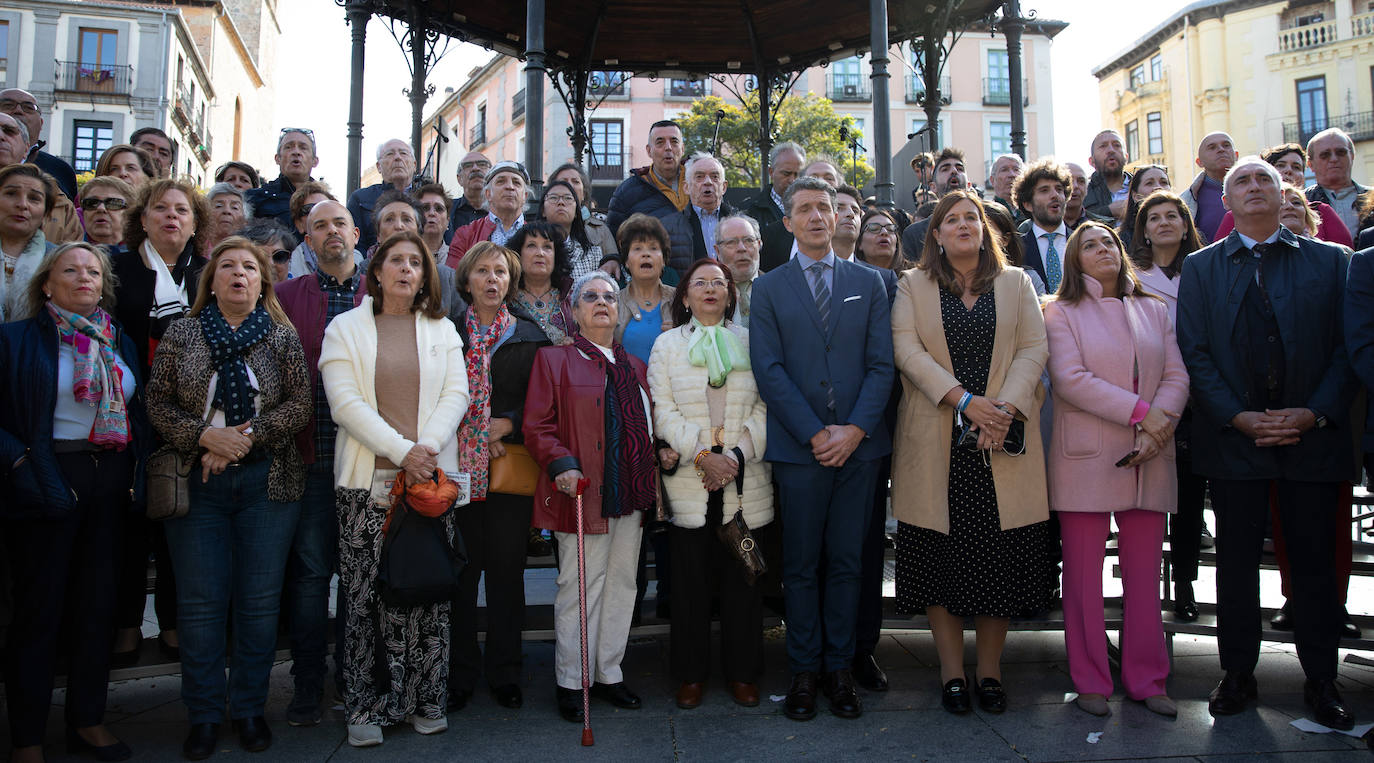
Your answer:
[890,190,1051,716]
[648,259,770,711]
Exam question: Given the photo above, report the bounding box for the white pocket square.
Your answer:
[843,295,862,303]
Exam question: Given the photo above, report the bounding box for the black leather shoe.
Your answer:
[975,677,1007,713]
[1173,581,1199,622]
[851,653,889,692]
[1341,607,1362,640]
[492,683,523,709]
[1207,672,1257,716]
[67,729,132,762]
[942,677,972,714]
[784,672,818,721]
[1270,602,1293,631]
[822,669,863,719]
[556,687,585,723]
[232,716,271,753]
[181,723,219,761]
[591,681,641,709]
[446,687,472,713]
[1305,679,1355,730]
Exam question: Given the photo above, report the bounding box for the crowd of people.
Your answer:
[2,82,1374,760]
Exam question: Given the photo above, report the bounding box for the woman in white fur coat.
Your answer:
[648,258,770,711]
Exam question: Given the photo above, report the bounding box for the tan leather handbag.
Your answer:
[488,443,539,497]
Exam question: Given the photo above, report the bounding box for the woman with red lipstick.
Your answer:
[1,242,149,763]
[446,241,551,713]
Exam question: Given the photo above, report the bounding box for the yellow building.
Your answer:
[1093,0,1374,185]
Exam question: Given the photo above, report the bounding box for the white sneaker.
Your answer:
[408,715,448,735]
[347,724,384,747]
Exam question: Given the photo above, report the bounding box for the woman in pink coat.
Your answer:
[1044,222,1189,719]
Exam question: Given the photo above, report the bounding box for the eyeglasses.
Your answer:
[863,223,897,234]
[689,278,728,289]
[544,194,576,206]
[0,99,39,115]
[579,291,617,304]
[80,196,128,211]
[272,249,292,263]
[460,159,492,171]
[419,202,448,214]
[718,236,758,249]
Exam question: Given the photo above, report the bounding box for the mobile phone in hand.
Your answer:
[1115,451,1139,468]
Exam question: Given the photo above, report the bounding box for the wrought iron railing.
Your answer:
[55,61,132,96]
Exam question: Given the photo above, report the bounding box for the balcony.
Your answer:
[666,79,707,99]
[171,85,194,131]
[588,71,627,98]
[589,149,631,182]
[512,88,525,122]
[827,74,871,102]
[468,122,487,149]
[1354,11,1374,38]
[54,61,132,97]
[1282,110,1374,147]
[906,74,951,105]
[1278,18,1337,51]
[982,77,1028,106]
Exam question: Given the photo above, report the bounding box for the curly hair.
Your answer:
[121,178,211,258]
[507,220,572,291]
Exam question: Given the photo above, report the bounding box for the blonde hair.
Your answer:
[24,242,120,318]
[188,236,291,325]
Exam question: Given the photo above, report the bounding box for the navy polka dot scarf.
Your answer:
[200,302,271,426]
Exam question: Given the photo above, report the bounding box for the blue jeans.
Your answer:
[165,459,300,723]
[287,461,339,685]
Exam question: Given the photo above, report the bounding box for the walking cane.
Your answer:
[574,476,594,746]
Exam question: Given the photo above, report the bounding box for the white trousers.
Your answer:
[553,513,643,689]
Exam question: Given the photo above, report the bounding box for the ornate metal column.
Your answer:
[525,0,547,195]
[1001,0,1028,159]
[869,0,893,208]
[341,0,372,197]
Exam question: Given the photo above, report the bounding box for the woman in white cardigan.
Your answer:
[648,259,770,711]
[319,231,469,748]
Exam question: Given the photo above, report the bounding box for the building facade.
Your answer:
[417,23,1065,210]
[2,0,279,187]
[1093,0,1374,186]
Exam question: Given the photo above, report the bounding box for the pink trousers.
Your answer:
[1059,509,1169,699]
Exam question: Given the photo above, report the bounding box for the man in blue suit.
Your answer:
[1177,157,1357,730]
[749,176,894,721]
[1012,158,1072,292]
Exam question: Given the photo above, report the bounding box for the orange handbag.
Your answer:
[488,443,540,497]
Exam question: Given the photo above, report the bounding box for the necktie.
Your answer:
[1045,232,1061,292]
[807,261,835,411]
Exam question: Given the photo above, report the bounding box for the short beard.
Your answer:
[1033,208,1064,229]
[1099,166,1123,183]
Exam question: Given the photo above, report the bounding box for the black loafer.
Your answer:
[591,681,641,709]
[67,729,132,762]
[556,686,585,723]
[783,672,818,721]
[1173,582,1199,622]
[975,677,1007,713]
[852,653,889,692]
[492,683,523,709]
[232,716,271,753]
[1208,671,1257,716]
[942,677,972,714]
[1270,602,1293,631]
[181,723,219,761]
[822,669,863,719]
[446,687,472,713]
[1305,679,1355,731]
[1341,608,1362,640]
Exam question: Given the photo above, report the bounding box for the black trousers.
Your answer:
[854,455,889,657]
[449,491,532,692]
[1168,440,1208,583]
[3,450,131,747]
[1211,478,1342,681]
[114,512,176,631]
[668,522,764,684]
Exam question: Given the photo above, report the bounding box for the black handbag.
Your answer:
[376,495,466,608]
[710,446,767,585]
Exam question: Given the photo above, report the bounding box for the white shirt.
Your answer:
[53,341,136,440]
[1033,221,1069,275]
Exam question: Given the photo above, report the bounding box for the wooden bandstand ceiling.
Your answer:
[370,0,1009,75]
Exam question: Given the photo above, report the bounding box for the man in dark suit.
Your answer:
[760,159,847,273]
[900,147,971,262]
[1011,158,1072,291]
[744,141,805,232]
[662,153,734,276]
[1177,157,1357,730]
[0,89,77,200]
[749,176,894,721]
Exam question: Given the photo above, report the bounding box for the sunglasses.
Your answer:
[80,196,128,211]
[419,202,448,214]
[579,291,616,304]
[272,249,292,264]
[280,127,315,138]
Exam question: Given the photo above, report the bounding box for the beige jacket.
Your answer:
[614,281,675,344]
[890,266,1049,534]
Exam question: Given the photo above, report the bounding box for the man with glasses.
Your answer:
[129,127,175,179]
[446,160,529,267]
[448,151,491,234]
[1305,128,1368,241]
[347,138,419,253]
[717,214,761,328]
[248,127,320,229]
[0,89,78,201]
